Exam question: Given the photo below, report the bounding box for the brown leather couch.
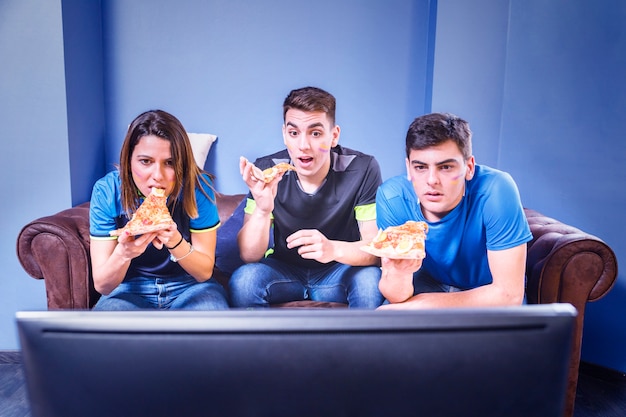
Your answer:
[16,193,618,417]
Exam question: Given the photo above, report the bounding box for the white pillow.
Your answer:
[187,132,217,168]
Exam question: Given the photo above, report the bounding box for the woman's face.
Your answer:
[130,135,176,197]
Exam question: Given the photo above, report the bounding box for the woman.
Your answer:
[89,109,228,310]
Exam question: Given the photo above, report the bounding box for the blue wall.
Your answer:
[2,0,68,349]
[431,0,510,166]
[62,0,107,206]
[3,0,625,374]
[500,0,626,373]
[433,0,626,372]
[100,0,434,193]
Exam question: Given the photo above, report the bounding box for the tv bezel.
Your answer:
[17,304,576,417]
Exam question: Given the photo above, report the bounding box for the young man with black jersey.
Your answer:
[229,86,384,308]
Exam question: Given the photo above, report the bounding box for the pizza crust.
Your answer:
[242,157,296,183]
[109,221,172,237]
[360,220,428,260]
[360,244,426,260]
[256,162,296,183]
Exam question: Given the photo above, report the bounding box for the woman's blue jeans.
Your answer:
[93,275,229,310]
[228,257,383,308]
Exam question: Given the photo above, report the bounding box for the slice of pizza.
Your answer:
[110,188,174,236]
[360,221,428,259]
[241,157,296,183]
[264,162,296,182]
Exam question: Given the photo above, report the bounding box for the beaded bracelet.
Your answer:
[170,244,194,263]
[166,234,184,250]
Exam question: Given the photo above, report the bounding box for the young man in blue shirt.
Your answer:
[376,113,532,308]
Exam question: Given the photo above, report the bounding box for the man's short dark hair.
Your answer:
[283,86,336,126]
[405,113,472,159]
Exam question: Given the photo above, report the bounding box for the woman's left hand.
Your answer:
[153,223,179,250]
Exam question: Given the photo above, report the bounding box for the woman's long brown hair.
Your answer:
[118,110,214,219]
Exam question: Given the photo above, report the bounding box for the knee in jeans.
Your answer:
[354,266,382,284]
[229,263,266,290]
[230,263,259,280]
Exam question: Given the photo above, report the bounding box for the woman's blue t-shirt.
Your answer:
[89,170,219,279]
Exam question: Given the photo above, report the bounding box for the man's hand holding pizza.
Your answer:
[379,256,423,304]
[238,157,296,263]
[359,220,429,305]
[239,157,279,215]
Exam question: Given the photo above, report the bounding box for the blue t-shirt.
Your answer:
[376,165,532,289]
[89,170,219,279]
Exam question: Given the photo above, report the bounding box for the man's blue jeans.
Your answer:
[93,275,229,310]
[229,257,383,308]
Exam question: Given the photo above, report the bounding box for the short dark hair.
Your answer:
[405,113,472,159]
[283,86,336,126]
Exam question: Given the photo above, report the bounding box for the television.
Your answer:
[16,304,576,417]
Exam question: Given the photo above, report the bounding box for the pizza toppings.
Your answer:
[110,188,174,236]
[242,157,296,183]
[361,221,428,259]
[258,162,296,183]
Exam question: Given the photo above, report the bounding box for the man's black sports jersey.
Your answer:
[245,145,382,268]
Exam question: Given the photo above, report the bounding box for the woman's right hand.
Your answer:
[114,230,159,262]
[91,231,158,295]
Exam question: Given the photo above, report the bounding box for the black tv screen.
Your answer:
[16,304,575,417]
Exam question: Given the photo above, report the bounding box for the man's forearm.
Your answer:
[332,239,379,266]
[238,212,272,262]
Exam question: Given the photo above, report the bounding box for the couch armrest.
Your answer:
[524,208,617,306]
[16,193,248,310]
[524,208,618,417]
[215,192,246,225]
[16,203,95,309]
